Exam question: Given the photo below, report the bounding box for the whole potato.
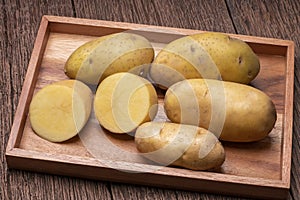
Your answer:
[135,122,225,170]
[164,79,277,142]
[151,32,260,88]
[65,33,154,85]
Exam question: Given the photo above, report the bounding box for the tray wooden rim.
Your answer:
[5,15,295,199]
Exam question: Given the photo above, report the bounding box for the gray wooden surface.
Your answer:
[1,0,299,199]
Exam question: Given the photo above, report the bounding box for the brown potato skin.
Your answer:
[151,32,260,88]
[135,122,225,170]
[64,33,154,85]
[164,79,277,142]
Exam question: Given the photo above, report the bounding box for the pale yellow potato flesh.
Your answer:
[29,80,93,142]
[135,122,225,170]
[164,79,277,142]
[94,72,158,134]
[64,33,154,85]
[151,32,260,88]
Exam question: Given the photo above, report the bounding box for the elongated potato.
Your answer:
[65,33,154,85]
[29,80,93,142]
[151,32,260,88]
[135,122,225,170]
[164,79,277,142]
[94,73,158,134]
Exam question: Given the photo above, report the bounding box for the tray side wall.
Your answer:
[5,149,288,200]
[281,41,295,186]
[6,16,51,152]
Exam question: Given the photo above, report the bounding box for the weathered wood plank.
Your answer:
[0,1,12,200]
[225,1,300,199]
[72,0,235,33]
[110,183,178,200]
[2,0,111,199]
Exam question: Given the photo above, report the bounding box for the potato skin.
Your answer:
[135,122,225,170]
[164,79,277,142]
[65,33,154,85]
[151,32,260,88]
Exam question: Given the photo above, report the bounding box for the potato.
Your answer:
[29,80,93,142]
[65,33,154,85]
[164,79,277,142]
[151,32,260,88]
[135,122,225,170]
[94,72,158,134]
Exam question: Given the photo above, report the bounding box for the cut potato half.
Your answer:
[29,80,92,142]
[94,72,158,133]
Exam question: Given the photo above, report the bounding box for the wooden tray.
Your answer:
[6,15,294,199]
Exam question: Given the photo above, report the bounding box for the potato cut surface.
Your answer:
[94,72,158,133]
[29,80,92,142]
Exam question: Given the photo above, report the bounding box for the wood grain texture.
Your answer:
[226,1,300,199]
[72,0,236,33]
[0,1,11,200]
[1,0,299,200]
[110,183,178,200]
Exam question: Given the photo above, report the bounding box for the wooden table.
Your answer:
[1,0,299,199]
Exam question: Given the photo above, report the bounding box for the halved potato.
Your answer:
[94,72,158,133]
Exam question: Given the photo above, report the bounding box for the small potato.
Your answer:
[94,73,158,134]
[164,79,277,142]
[135,122,225,171]
[65,33,154,85]
[151,32,260,88]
